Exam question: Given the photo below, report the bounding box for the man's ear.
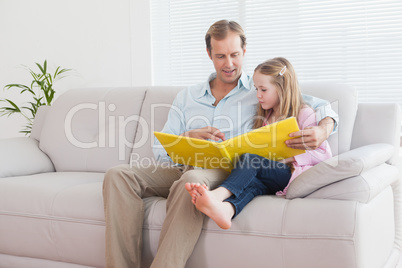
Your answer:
[243,46,247,56]
[207,48,212,60]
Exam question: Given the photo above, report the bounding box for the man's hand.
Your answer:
[286,117,334,150]
[181,126,226,141]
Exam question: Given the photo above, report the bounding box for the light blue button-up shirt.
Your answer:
[153,71,338,161]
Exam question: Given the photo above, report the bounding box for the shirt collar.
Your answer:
[196,71,251,99]
[239,71,252,91]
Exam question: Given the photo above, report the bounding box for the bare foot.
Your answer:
[192,190,200,205]
[185,182,196,195]
[194,185,234,229]
[185,183,209,204]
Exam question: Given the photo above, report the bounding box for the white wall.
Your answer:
[0,0,151,139]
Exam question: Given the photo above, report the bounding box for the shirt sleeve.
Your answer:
[152,91,187,162]
[302,94,339,134]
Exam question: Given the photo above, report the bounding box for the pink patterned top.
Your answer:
[264,105,332,196]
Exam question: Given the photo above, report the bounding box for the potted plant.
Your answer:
[0,60,72,135]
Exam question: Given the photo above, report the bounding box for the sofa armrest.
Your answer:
[351,103,401,165]
[0,137,55,178]
[286,143,395,199]
[305,163,399,203]
[30,105,51,141]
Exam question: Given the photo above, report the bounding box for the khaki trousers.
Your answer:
[103,164,229,268]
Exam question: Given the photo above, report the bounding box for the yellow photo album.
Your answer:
[154,117,305,172]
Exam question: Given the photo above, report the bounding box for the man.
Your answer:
[103,20,338,268]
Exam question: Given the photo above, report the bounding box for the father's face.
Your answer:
[207,31,246,86]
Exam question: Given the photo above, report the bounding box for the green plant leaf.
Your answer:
[29,68,40,81]
[0,107,15,116]
[20,122,33,135]
[49,90,55,103]
[23,88,37,96]
[31,80,38,89]
[33,97,45,107]
[36,62,45,75]
[4,83,31,93]
[58,68,71,74]
[3,99,21,113]
[47,73,53,85]
[0,107,19,117]
[44,73,53,89]
[40,80,46,91]
[2,60,72,134]
[54,66,61,79]
[43,60,47,74]
[21,106,35,118]
[55,68,72,80]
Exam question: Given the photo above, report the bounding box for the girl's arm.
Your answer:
[287,117,334,150]
[292,107,332,166]
[287,94,337,150]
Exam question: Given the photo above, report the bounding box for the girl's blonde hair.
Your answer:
[252,57,304,129]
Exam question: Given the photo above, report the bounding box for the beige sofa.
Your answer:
[0,82,401,268]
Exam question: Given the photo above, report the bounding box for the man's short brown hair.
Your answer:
[205,20,247,52]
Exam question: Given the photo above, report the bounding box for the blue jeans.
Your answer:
[220,153,291,218]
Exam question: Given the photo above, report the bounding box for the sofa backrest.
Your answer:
[299,81,358,156]
[35,82,358,172]
[39,87,147,172]
[132,82,357,160]
[351,103,401,165]
[131,87,185,162]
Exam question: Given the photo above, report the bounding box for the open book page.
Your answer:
[222,117,305,165]
[152,132,231,170]
[154,117,305,172]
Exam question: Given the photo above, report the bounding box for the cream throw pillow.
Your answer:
[286,143,394,199]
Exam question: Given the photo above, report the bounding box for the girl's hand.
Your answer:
[278,157,295,164]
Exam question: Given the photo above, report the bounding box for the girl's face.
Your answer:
[253,72,280,111]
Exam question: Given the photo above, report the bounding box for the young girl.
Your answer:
[185,57,332,229]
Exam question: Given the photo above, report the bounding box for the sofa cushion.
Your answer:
[286,143,395,199]
[142,193,395,268]
[306,164,399,202]
[0,172,105,222]
[39,88,146,172]
[0,172,105,267]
